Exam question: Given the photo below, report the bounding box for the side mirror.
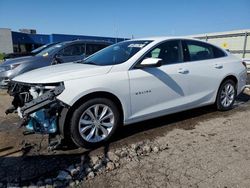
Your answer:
[139,58,162,68]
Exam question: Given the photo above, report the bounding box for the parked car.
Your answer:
[0,40,111,88]
[3,42,59,61]
[6,37,247,148]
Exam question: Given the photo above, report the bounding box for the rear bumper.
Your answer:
[237,69,248,94]
[246,73,250,88]
[247,71,250,84]
[246,63,250,74]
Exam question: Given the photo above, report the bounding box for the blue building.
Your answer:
[0,28,126,54]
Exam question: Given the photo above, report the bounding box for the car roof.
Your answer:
[58,40,113,46]
[128,36,202,42]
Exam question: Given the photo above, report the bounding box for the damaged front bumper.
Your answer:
[6,81,66,135]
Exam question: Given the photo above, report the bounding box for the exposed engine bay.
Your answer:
[6,81,66,149]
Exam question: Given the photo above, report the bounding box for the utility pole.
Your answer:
[114,20,118,43]
[243,31,248,59]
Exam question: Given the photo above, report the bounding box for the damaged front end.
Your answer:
[6,81,66,148]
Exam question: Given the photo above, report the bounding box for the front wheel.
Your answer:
[216,79,236,111]
[70,98,120,148]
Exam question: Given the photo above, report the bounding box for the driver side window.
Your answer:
[144,40,182,65]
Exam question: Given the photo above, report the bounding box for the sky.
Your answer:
[0,0,250,38]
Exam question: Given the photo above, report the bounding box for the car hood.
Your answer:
[0,56,43,66]
[13,63,113,84]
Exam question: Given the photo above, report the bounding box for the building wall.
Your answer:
[0,28,13,54]
[0,28,127,53]
[11,31,50,52]
[12,31,50,45]
[49,34,125,43]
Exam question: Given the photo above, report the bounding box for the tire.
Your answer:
[216,79,236,111]
[70,98,120,148]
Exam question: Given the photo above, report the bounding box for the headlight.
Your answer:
[30,82,64,97]
[35,82,64,90]
[10,64,20,70]
[0,64,20,72]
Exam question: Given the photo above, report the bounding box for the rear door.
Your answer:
[181,40,227,106]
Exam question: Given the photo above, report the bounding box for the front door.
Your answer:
[128,40,190,122]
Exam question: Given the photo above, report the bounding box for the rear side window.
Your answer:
[185,40,213,61]
[182,40,227,62]
[212,46,227,58]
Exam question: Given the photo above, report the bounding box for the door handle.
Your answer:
[214,64,223,69]
[178,68,189,74]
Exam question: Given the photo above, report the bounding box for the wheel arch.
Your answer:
[58,91,124,139]
[215,74,238,103]
[219,74,238,94]
[215,74,238,111]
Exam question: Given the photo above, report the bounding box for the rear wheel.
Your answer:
[216,79,236,111]
[70,98,120,148]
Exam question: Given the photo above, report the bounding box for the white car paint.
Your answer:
[14,63,113,83]
[13,37,247,125]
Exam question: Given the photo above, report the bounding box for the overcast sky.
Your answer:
[0,0,250,38]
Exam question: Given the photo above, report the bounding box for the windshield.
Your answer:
[36,43,64,57]
[82,40,152,66]
[31,44,48,53]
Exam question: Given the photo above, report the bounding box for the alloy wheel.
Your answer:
[78,104,114,143]
[220,83,235,108]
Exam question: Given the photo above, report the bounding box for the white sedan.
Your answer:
[7,37,247,148]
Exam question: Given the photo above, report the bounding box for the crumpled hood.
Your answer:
[1,56,42,66]
[13,63,113,84]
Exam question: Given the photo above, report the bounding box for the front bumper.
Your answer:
[21,85,65,117]
[6,81,66,132]
[7,81,65,114]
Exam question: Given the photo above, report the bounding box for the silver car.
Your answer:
[0,40,110,88]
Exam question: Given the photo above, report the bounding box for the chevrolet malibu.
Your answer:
[6,37,247,148]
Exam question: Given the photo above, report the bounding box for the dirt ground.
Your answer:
[83,92,250,188]
[0,89,250,187]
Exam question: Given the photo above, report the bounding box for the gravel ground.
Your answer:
[83,95,250,188]
[0,89,250,187]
